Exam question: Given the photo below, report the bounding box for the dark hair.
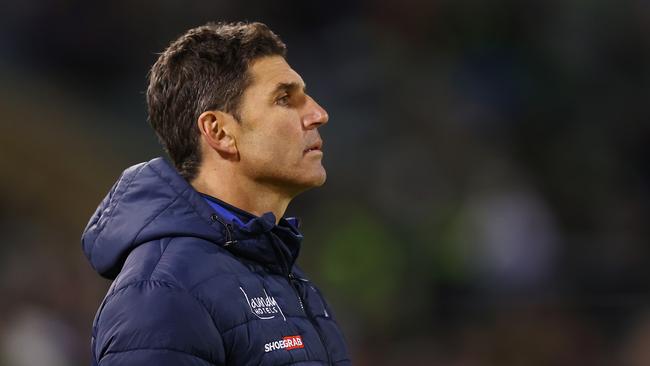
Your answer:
[146,21,287,180]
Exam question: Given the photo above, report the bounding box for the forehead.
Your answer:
[246,56,305,94]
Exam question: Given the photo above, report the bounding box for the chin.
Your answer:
[309,176,326,188]
[302,173,326,188]
[290,170,326,195]
[311,168,327,187]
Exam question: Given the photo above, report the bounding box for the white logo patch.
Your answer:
[239,287,286,321]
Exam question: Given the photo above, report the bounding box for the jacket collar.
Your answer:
[82,157,303,278]
[225,213,303,275]
[202,193,304,275]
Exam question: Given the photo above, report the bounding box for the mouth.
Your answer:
[304,140,323,154]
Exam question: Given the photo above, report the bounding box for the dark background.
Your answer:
[1,0,649,365]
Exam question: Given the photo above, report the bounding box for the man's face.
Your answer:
[233,55,329,196]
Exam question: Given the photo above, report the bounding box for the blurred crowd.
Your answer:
[1,0,649,365]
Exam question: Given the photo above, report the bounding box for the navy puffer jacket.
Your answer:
[82,157,351,365]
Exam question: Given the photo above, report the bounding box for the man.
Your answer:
[82,21,351,365]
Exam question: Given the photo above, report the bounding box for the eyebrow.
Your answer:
[272,81,307,96]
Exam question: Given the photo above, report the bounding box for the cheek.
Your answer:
[263,121,302,155]
[239,109,303,163]
[245,125,298,163]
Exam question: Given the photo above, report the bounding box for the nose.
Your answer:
[303,95,329,129]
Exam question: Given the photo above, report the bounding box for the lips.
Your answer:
[304,140,323,153]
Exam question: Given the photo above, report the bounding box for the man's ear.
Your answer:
[197,110,238,157]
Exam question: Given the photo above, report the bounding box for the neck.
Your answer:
[190,165,292,224]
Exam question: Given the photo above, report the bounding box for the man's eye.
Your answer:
[276,94,290,106]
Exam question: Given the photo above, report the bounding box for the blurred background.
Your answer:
[1,0,649,365]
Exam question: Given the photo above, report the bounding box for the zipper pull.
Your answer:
[310,285,329,318]
[289,273,309,282]
[288,274,306,311]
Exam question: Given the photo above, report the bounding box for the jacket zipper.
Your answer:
[211,214,330,362]
[288,273,332,366]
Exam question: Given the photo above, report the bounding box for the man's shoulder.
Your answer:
[101,235,275,337]
[110,236,251,296]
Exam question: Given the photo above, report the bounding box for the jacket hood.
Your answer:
[82,158,226,279]
[82,157,303,280]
